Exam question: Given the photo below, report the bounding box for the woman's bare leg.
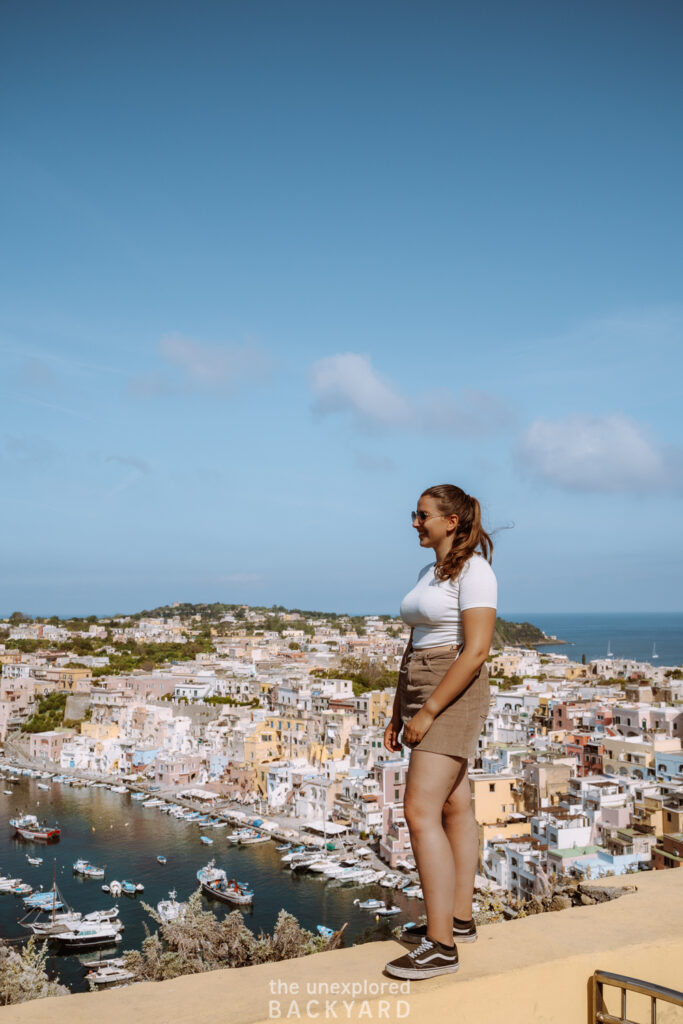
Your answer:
[403,750,464,945]
[442,761,479,920]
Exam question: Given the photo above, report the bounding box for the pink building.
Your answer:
[29,730,72,763]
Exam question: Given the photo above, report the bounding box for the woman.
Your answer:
[383,484,496,980]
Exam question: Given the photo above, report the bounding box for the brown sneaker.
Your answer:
[385,936,459,979]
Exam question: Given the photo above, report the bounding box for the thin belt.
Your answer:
[410,642,463,658]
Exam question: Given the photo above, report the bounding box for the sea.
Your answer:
[503,612,683,666]
[0,778,416,993]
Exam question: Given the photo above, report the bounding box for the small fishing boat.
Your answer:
[157,855,167,864]
[135,882,144,892]
[84,865,105,879]
[37,783,50,791]
[374,905,401,916]
[26,856,43,866]
[3,790,12,796]
[353,898,384,910]
[196,860,253,905]
[9,813,60,842]
[156,890,186,923]
[101,884,110,893]
[316,925,334,938]
[109,881,122,896]
[239,829,270,845]
[0,877,22,892]
[85,962,134,987]
[275,843,292,852]
[199,835,213,845]
[13,883,33,895]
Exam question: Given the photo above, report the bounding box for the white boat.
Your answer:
[374,905,401,916]
[156,890,186,923]
[3,790,13,796]
[228,828,252,844]
[196,860,253,905]
[85,962,134,987]
[54,921,123,949]
[26,856,43,866]
[37,783,50,791]
[109,881,122,896]
[353,898,384,910]
[606,640,614,658]
[652,643,659,660]
[200,835,213,845]
[0,877,23,892]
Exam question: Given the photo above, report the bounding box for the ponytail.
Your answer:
[421,484,493,582]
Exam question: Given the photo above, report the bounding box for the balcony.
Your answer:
[0,867,680,1023]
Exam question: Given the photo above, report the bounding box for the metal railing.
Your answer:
[590,970,683,1024]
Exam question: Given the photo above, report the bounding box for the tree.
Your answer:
[0,936,69,1004]
[122,893,344,982]
[9,612,26,624]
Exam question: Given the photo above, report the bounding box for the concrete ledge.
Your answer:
[1,870,682,1024]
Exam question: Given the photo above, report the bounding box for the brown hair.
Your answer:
[421,484,493,582]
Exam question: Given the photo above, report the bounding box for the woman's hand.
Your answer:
[383,717,403,753]
[401,707,435,747]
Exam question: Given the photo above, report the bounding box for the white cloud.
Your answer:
[158,333,269,392]
[517,414,683,494]
[309,353,510,436]
[310,353,410,429]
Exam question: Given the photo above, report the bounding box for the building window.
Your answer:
[489,783,495,792]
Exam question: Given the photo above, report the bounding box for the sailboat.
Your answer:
[606,640,614,659]
[652,643,659,660]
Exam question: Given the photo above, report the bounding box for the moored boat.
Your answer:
[196,860,253,905]
[156,889,186,923]
[53,921,123,949]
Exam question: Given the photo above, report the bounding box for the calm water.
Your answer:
[503,612,683,666]
[0,778,418,992]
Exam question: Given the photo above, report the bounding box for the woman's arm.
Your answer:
[384,629,413,751]
[401,608,494,746]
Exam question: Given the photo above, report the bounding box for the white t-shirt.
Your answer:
[400,554,497,649]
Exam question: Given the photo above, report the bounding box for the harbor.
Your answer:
[0,763,423,993]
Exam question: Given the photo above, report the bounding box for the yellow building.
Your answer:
[368,690,394,728]
[263,713,309,758]
[470,772,523,825]
[243,722,280,768]
[34,667,92,692]
[81,721,119,741]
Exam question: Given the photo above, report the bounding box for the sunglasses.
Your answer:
[411,510,444,524]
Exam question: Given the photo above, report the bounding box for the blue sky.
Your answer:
[1,0,682,617]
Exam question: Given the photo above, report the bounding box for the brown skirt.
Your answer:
[398,644,490,759]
